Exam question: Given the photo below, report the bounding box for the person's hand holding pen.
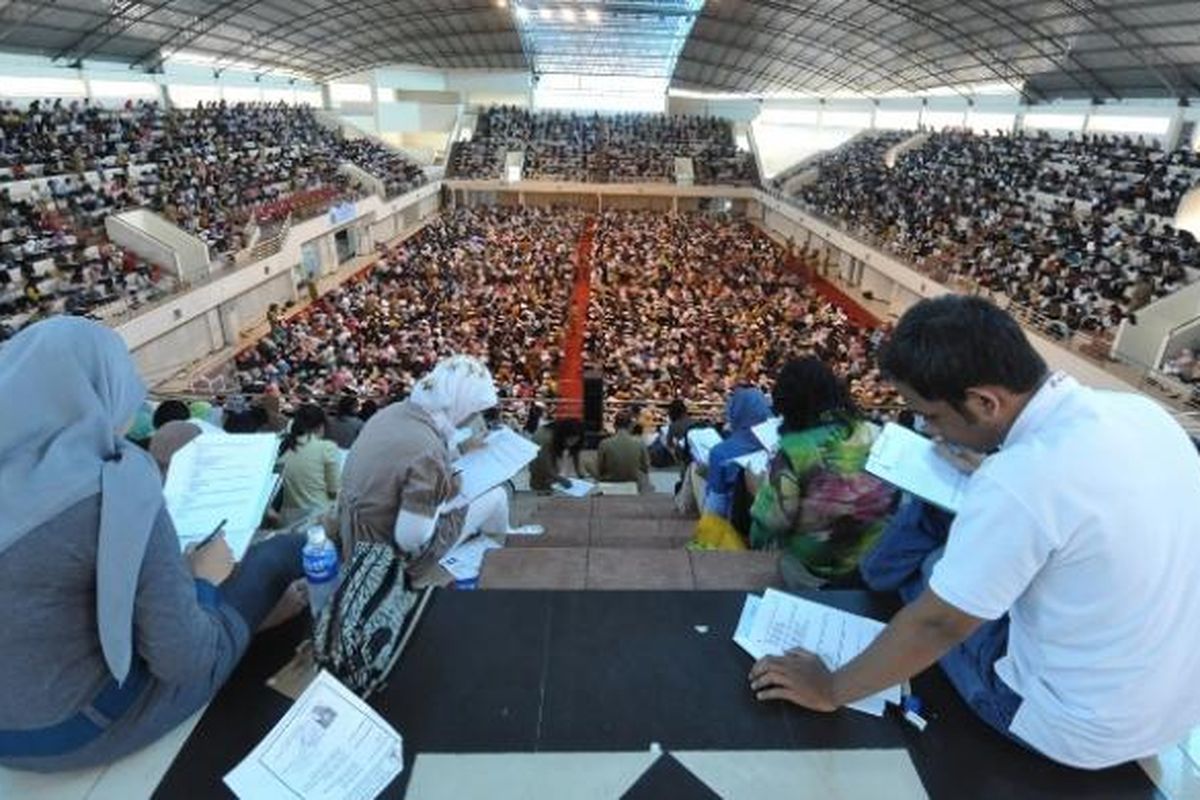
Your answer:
[187,519,235,585]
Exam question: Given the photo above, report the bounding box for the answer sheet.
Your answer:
[163,433,280,559]
[438,535,503,581]
[686,427,723,466]
[224,670,403,800]
[553,478,595,498]
[451,427,540,502]
[864,423,968,512]
[735,590,901,717]
[751,417,782,453]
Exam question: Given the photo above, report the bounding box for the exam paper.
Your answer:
[451,427,540,502]
[735,589,901,717]
[751,417,782,453]
[439,535,502,581]
[554,478,595,498]
[731,449,770,476]
[224,670,403,800]
[687,427,723,466]
[864,423,968,513]
[163,433,280,559]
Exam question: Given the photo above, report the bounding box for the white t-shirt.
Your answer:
[929,372,1200,769]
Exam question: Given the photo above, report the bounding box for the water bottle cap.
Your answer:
[306,525,327,546]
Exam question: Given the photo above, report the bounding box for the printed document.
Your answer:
[451,427,540,502]
[687,427,723,466]
[439,535,503,581]
[225,670,403,800]
[734,589,901,717]
[751,417,782,453]
[864,423,968,513]
[163,433,280,559]
[553,478,595,498]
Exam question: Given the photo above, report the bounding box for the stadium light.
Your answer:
[539,7,553,20]
[584,8,600,23]
[515,6,530,20]
[561,8,576,22]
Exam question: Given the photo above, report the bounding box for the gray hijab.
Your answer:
[0,317,163,684]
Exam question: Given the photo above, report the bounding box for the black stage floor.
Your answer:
[153,590,1163,799]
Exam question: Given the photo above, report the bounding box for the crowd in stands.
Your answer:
[449,106,759,186]
[1163,347,1200,383]
[794,129,1199,332]
[586,210,895,409]
[233,206,585,401]
[0,97,427,337]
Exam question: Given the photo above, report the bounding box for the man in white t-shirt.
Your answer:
[749,295,1200,769]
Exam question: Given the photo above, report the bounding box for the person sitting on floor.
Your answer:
[0,318,306,773]
[748,296,1200,769]
[692,386,772,549]
[336,355,540,588]
[325,394,364,449]
[528,417,585,493]
[589,412,651,491]
[278,403,341,525]
[747,357,895,587]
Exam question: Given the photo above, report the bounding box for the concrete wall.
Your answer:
[1113,280,1200,370]
[107,208,211,284]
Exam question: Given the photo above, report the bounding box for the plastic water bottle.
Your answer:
[302,525,341,618]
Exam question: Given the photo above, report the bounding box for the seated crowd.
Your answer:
[449,106,759,186]
[233,206,586,402]
[0,98,427,336]
[794,128,1199,332]
[586,210,896,410]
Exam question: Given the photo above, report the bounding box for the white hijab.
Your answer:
[409,355,498,442]
[0,317,163,684]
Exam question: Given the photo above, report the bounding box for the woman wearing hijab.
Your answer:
[0,318,306,772]
[691,386,772,550]
[337,355,537,587]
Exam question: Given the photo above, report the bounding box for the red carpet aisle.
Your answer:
[782,252,882,329]
[556,217,597,419]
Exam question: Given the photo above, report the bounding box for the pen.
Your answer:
[196,518,227,551]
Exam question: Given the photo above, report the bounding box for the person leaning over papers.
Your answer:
[749,296,1200,770]
[0,319,307,772]
[336,355,539,588]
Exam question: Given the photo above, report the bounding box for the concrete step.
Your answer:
[479,547,783,592]
[503,517,694,549]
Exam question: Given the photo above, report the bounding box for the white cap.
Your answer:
[306,525,328,546]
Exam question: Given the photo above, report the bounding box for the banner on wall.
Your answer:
[329,202,357,226]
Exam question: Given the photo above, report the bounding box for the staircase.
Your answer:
[480,493,783,591]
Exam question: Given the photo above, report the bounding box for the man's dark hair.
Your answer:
[336,394,358,417]
[667,399,688,422]
[613,412,633,431]
[152,399,190,429]
[878,295,1048,409]
[772,356,857,433]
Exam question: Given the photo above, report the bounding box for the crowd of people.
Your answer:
[0,98,427,337]
[586,210,896,409]
[233,206,586,402]
[794,129,1199,334]
[231,207,895,417]
[449,106,759,186]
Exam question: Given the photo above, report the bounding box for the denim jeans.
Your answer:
[860,496,1025,742]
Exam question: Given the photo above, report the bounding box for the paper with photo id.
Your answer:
[864,423,968,513]
[735,590,901,717]
[224,670,403,800]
